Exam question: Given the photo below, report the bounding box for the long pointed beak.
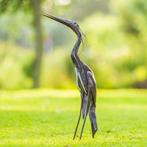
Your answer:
[43,13,71,28]
[43,13,81,37]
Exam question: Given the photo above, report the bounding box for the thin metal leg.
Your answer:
[79,102,91,140]
[73,111,81,140]
[79,113,87,139]
[73,91,84,140]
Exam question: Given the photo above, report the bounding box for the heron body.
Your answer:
[43,13,98,139]
[71,39,98,139]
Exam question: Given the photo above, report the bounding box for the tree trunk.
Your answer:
[30,0,43,88]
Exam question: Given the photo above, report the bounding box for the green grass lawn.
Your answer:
[0,89,147,147]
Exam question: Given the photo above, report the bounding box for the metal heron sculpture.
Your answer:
[43,13,98,139]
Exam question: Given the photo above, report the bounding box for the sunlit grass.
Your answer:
[0,89,147,146]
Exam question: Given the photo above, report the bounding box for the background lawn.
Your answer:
[0,89,147,147]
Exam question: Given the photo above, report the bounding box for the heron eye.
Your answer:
[74,22,79,28]
[72,21,77,25]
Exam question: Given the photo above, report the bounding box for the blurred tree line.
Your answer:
[0,0,147,89]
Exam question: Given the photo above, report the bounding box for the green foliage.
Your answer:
[41,49,75,89]
[0,89,147,146]
[0,0,29,14]
[0,12,33,43]
[0,42,33,89]
[22,53,35,78]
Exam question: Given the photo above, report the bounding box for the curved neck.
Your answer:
[71,37,83,68]
[73,37,81,54]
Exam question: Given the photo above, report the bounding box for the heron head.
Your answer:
[69,21,81,37]
[43,13,81,37]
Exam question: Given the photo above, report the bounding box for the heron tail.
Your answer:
[89,106,98,138]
